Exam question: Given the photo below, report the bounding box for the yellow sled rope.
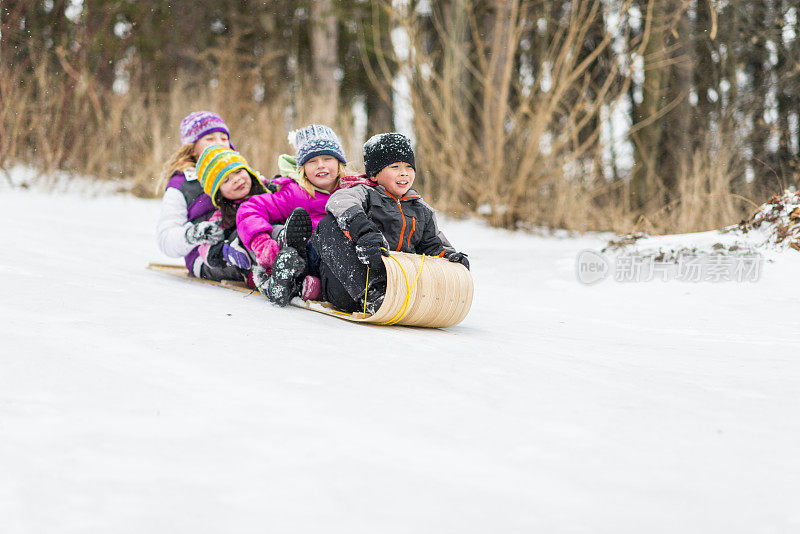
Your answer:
[362,251,473,327]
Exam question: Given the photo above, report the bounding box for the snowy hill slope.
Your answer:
[2,187,800,533]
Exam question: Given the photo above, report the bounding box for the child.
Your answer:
[155,111,236,280]
[237,124,363,305]
[192,145,271,280]
[311,132,469,314]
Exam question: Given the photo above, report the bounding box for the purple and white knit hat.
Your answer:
[179,111,231,146]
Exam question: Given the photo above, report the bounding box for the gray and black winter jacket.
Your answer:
[326,183,454,256]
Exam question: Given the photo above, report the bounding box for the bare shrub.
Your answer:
[0,1,772,236]
[379,0,642,231]
[1,30,337,198]
[374,0,762,235]
[640,120,757,234]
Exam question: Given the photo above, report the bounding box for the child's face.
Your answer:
[303,155,339,193]
[219,168,252,200]
[192,131,231,158]
[374,162,415,197]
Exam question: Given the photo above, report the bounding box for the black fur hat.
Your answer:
[363,133,415,178]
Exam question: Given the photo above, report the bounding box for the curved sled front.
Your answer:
[362,251,473,327]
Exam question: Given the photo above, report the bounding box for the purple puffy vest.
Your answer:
[166,171,215,271]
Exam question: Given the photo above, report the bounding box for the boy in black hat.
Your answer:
[310,132,469,314]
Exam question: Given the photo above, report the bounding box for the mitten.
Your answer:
[300,275,322,301]
[355,232,389,269]
[222,242,252,270]
[252,265,270,296]
[249,233,280,269]
[185,221,224,245]
[446,251,470,270]
[347,210,381,241]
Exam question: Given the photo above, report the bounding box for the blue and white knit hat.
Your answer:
[290,124,346,167]
[180,111,231,146]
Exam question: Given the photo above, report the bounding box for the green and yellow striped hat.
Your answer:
[196,145,264,206]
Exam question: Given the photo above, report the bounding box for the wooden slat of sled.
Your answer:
[288,298,373,322]
[147,263,253,293]
[147,252,473,328]
[147,263,381,323]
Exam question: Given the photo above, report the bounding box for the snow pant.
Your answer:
[199,263,246,282]
[311,214,386,313]
[197,229,248,282]
[306,242,321,277]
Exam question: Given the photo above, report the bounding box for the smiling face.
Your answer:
[192,131,231,158]
[302,155,340,193]
[374,162,415,197]
[218,168,252,201]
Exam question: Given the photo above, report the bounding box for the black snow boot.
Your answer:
[278,207,313,260]
[265,246,307,306]
[359,271,387,315]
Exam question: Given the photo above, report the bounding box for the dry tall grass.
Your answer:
[0,34,350,198]
[377,0,762,234]
[381,0,640,230]
[0,4,767,235]
[641,123,759,233]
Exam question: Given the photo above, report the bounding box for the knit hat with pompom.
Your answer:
[289,124,346,167]
[196,146,263,206]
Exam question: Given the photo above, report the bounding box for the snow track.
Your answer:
[2,188,800,533]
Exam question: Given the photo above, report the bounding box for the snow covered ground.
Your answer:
[3,183,800,533]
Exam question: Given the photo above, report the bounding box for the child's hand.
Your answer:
[250,234,280,268]
[223,242,252,270]
[356,232,389,268]
[446,251,470,270]
[252,265,270,296]
[185,221,224,245]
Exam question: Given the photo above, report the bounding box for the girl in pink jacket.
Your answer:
[237,124,359,305]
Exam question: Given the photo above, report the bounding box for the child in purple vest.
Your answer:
[192,145,271,282]
[237,124,368,305]
[155,111,239,280]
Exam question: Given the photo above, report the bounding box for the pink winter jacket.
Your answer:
[236,176,334,249]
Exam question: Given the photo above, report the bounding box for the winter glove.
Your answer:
[249,233,280,269]
[222,241,252,270]
[355,232,389,269]
[300,275,322,301]
[252,264,270,296]
[446,251,470,270]
[345,210,381,241]
[185,221,224,246]
[264,176,279,193]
